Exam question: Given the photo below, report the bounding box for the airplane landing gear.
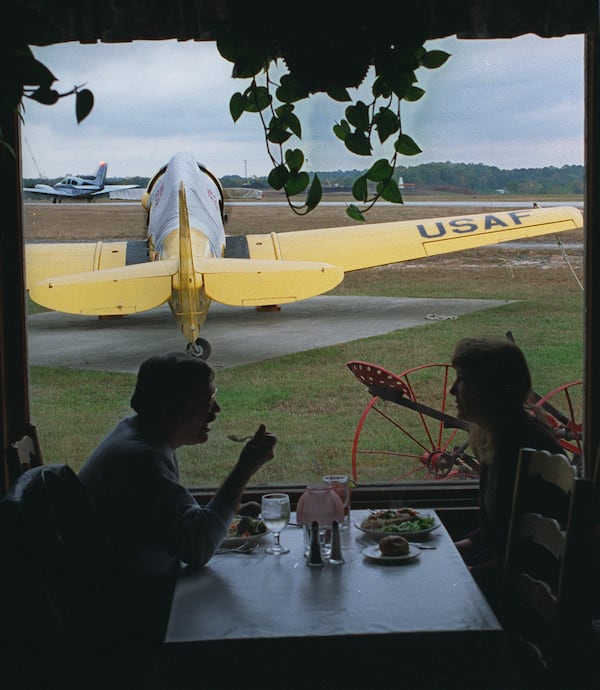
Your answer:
[187,337,211,360]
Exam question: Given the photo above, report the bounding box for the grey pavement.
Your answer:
[27,295,511,373]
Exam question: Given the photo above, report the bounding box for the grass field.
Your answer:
[26,199,584,487]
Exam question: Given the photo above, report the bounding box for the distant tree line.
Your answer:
[396,162,583,195]
[23,162,584,196]
[222,162,584,195]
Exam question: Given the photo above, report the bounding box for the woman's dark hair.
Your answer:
[130,352,214,419]
[451,337,532,415]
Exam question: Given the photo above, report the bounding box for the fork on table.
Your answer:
[215,541,259,555]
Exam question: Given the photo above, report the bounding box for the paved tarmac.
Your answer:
[27,295,511,374]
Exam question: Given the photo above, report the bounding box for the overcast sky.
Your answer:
[20,33,584,181]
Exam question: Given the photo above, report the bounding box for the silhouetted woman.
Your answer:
[450,337,562,614]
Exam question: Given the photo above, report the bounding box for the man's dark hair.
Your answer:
[130,353,214,419]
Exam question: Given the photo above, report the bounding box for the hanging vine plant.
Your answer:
[213,11,449,221]
[1,44,93,159]
[3,8,448,223]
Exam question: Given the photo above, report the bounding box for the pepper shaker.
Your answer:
[329,520,344,565]
[307,520,324,567]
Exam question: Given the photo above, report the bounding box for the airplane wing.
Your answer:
[28,260,178,315]
[23,185,71,197]
[198,258,344,305]
[25,241,146,287]
[92,184,140,196]
[24,204,582,327]
[109,188,145,201]
[240,206,583,271]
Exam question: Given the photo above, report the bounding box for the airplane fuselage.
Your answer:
[145,152,226,343]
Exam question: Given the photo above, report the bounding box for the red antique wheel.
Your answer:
[347,361,479,483]
[532,380,583,467]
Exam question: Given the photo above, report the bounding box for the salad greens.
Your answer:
[228,515,267,538]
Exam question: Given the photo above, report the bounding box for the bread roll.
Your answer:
[379,534,409,556]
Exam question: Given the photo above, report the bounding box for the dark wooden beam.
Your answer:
[585,21,600,485]
[0,112,41,495]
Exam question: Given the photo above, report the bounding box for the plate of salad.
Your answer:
[221,515,270,548]
[355,508,440,541]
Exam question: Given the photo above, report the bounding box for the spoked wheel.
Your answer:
[348,362,479,483]
[532,380,583,468]
[186,337,212,360]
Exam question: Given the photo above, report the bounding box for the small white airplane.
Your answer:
[25,152,584,359]
[23,161,139,203]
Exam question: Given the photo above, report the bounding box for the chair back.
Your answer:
[0,464,144,689]
[503,448,594,687]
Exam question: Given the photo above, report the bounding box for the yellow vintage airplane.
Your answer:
[25,152,583,359]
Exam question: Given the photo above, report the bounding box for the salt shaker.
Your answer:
[329,520,344,565]
[307,520,324,567]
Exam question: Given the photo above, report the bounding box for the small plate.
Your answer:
[220,530,270,549]
[362,544,421,563]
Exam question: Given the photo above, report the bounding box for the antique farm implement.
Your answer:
[347,342,582,483]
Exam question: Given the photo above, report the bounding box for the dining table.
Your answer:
[159,508,516,689]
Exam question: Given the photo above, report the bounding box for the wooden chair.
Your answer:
[503,448,594,689]
[0,464,156,689]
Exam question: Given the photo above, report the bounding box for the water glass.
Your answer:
[322,474,351,528]
[261,493,290,555]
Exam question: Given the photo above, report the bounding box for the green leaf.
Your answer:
[306,174,322,211]
[394,133,422,156]
[287,112,302,138]
[244,85,271,113]
[380,69,415,100]
[414,46,427,62]
[285,148,304,171]
[345,131,372,156]
[352,174,368,202]
[326,86,351,102]
[75,88,94,123]
[276,106,302,138]
[267,123,292,145]
[371,76,391,99]
[372,108,399,144]
[230,92,245,121]
[268,165,289,191]
[29,87,59,106]
[284,170,309,196]
[276,74,309,103]
[421,50,451,69]
[345,101,370,132]
[377,179,403,203]
[333,124,348,142]
[366,159,393,182]
[232,53,269,79]
[403,85,425,102]
[346,204,365,222]
[275,103,292,117]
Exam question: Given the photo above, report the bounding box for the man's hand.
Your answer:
[238,424,276,477]
[217,424,277,514]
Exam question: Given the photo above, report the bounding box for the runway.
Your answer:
[27,295,512,374]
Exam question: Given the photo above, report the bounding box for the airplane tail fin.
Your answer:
[171,182,205,342]
[93,162,108,187]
